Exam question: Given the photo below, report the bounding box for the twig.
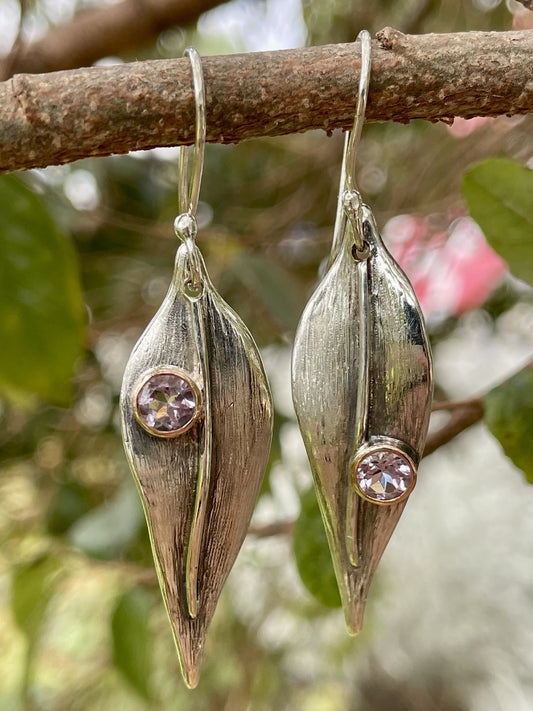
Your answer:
[424,397,484,457]
[0,0,228,80]
[247,521,294,538]
[427,359,533,455]
[431,396,483,412]
[3,29,533,173]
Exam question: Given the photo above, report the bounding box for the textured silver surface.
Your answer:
[291,199,432,634]
[120,243,272,687]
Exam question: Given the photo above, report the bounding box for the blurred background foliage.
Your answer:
[2,0,533,709]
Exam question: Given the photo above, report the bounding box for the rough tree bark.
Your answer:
[0,0,229,80]
[2,28,533,174]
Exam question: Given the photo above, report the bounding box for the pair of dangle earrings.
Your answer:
[120,33,432,688]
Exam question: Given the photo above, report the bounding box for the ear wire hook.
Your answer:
[179,47,206,216]
[329,30,371,265]
[344,29,371,193]
[174,47,206,292]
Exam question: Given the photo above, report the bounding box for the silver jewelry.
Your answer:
[120,48,273,688]
[291,31,433,633]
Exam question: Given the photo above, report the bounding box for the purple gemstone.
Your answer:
[355,450,414,502]
[136,372,197,434]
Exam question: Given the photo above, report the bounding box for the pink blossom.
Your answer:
[383,215,507,321]
[447,117,489,138]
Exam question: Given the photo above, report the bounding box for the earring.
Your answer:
[120,48,273,688]
[291,31,432,633]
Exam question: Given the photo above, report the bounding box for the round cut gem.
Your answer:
[354,449,414,503]
[135,372,198,435]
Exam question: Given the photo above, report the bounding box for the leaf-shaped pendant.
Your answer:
[120,241,272,687]
[291,191,432,633]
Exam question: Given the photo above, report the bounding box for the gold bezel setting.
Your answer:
[351,440,417,505]
[133,366,202,438]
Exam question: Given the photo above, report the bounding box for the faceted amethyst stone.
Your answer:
[355,450,414,503]
[136,372,197,434]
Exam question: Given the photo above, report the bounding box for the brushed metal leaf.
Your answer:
[291,202,432,633]
[120,244,272,688]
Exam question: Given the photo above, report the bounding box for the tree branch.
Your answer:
[0,0,229,80]
[2,28,533,174]
[424,397,484,457]
[248,521,295,537]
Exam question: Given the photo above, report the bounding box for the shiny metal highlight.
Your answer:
[185,274,212,620]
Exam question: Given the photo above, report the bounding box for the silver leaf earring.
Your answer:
[120,48,273,688]
[291,31,433,633]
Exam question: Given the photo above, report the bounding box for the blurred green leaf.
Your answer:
[11,554,62,643]
[462,159,533,284]
[484,364,533,482]
[111,588,153,700]
[68,482,144,559]
[0,175,85,404]
[11,554,63,699]
[293,487,341,608]
[232,252,304,332]
[46,481,92,535]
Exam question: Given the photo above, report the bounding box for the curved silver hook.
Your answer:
[344,30,371,192]
[178,47,206,217]
[328,30,371,265]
